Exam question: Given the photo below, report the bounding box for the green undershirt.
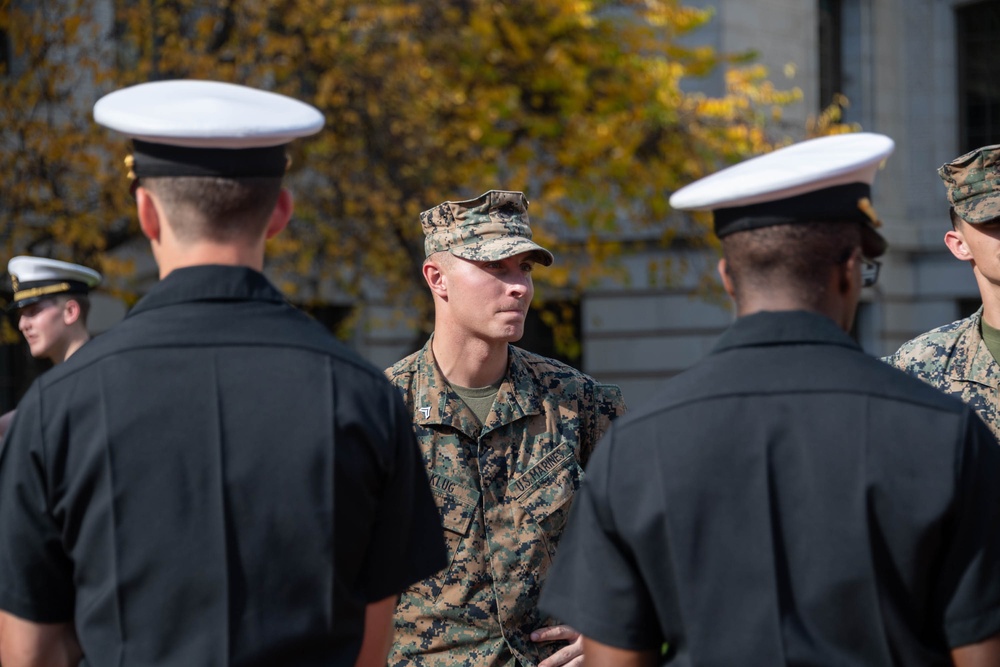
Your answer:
[450,380,502,425]
[981,317,1000,364]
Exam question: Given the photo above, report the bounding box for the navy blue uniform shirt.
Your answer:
[541,310,1000,666]
[0,265,446,666]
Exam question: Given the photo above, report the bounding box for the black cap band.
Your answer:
[714,183,873,235]
[713,182,887,257]
[132,140,288,179]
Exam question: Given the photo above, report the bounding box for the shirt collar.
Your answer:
[713,310,861,354]
[127,265,286,317]
[411,338,542,436]
[948,308,1000,386]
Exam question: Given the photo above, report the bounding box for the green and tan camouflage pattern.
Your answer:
[421,190,555,266]
[883,308,1000,440]
[386,339,626,666]
[938,144,1000,224]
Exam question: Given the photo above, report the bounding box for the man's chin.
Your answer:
[500,328,525,343]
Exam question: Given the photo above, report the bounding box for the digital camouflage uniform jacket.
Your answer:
[884,307,1000,440]
[386,339,626,667]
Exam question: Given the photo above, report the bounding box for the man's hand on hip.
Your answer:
[532,623,584,667]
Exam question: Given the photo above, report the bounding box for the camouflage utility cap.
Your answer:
[939,144,1000,224]
[421,190,554,266]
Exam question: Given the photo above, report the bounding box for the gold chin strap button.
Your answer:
[857,197,882,228]
[124,154,137,181]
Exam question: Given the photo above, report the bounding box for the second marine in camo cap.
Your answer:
[939,144,1000,224]
[421,189,555,266]
[885,143,1000,442]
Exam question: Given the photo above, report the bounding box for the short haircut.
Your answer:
[721,221,863,309]
[72,293,91,323]
[141,176,283,243]
[425,250,455,268]
[950,207,961,229]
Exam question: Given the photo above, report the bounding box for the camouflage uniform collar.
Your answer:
[411,337,543,435]
[952,308,1000,387]
[494,346,546,432]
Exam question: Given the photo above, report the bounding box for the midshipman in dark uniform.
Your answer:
[540,133,1000,667]
[0,80,445,667]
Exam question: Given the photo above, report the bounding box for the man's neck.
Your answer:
[52,332,91,365]
[430,328,509,388]
[975,272,1000,331]
[735,274,853,332]
[155,241,266,279]
[736,300,846,329]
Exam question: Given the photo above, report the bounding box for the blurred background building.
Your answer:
[362,0,999,403]
[1,0,998,409]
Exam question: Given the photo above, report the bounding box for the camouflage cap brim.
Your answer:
[938,144,1000,224]
[450,236,554,266]
[952,191,1000,225]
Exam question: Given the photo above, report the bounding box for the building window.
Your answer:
[818,0,843,111]
[956,0,1000,153]
[0,28,9,78]
[520,300,582,368]
[818,0,865,125]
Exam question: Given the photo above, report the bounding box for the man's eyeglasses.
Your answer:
[860,257,881,288]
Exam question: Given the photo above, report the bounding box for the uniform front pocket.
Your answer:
[409,473,479,602]
[509,446,584,561]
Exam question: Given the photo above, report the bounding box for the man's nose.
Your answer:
[507,274,530,297]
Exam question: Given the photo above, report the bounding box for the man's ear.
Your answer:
[717,258,736,299]
[136,187,161,242]
[945,228,973,262]
[264,188,293,240]
[839,249,859,295]
[423,259,448,299]
[62,299,82,326]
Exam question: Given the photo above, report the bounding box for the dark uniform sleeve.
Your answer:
[539,422,668,651]
[357,385,447,602]
[939,410,1000,647]
[0,384,76,622]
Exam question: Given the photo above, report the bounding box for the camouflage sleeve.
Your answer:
[581,383,626,469]
[881,337,928,373]
[881,350,906,372]
[880,315,976,381]
[881,338,951,382]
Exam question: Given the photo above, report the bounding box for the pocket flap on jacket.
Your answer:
[428,473,479,535]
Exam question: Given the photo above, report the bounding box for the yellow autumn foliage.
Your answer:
[0,0,856,355]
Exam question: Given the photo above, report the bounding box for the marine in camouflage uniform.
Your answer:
[387,190,626,666]
[884,144,1000,439]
